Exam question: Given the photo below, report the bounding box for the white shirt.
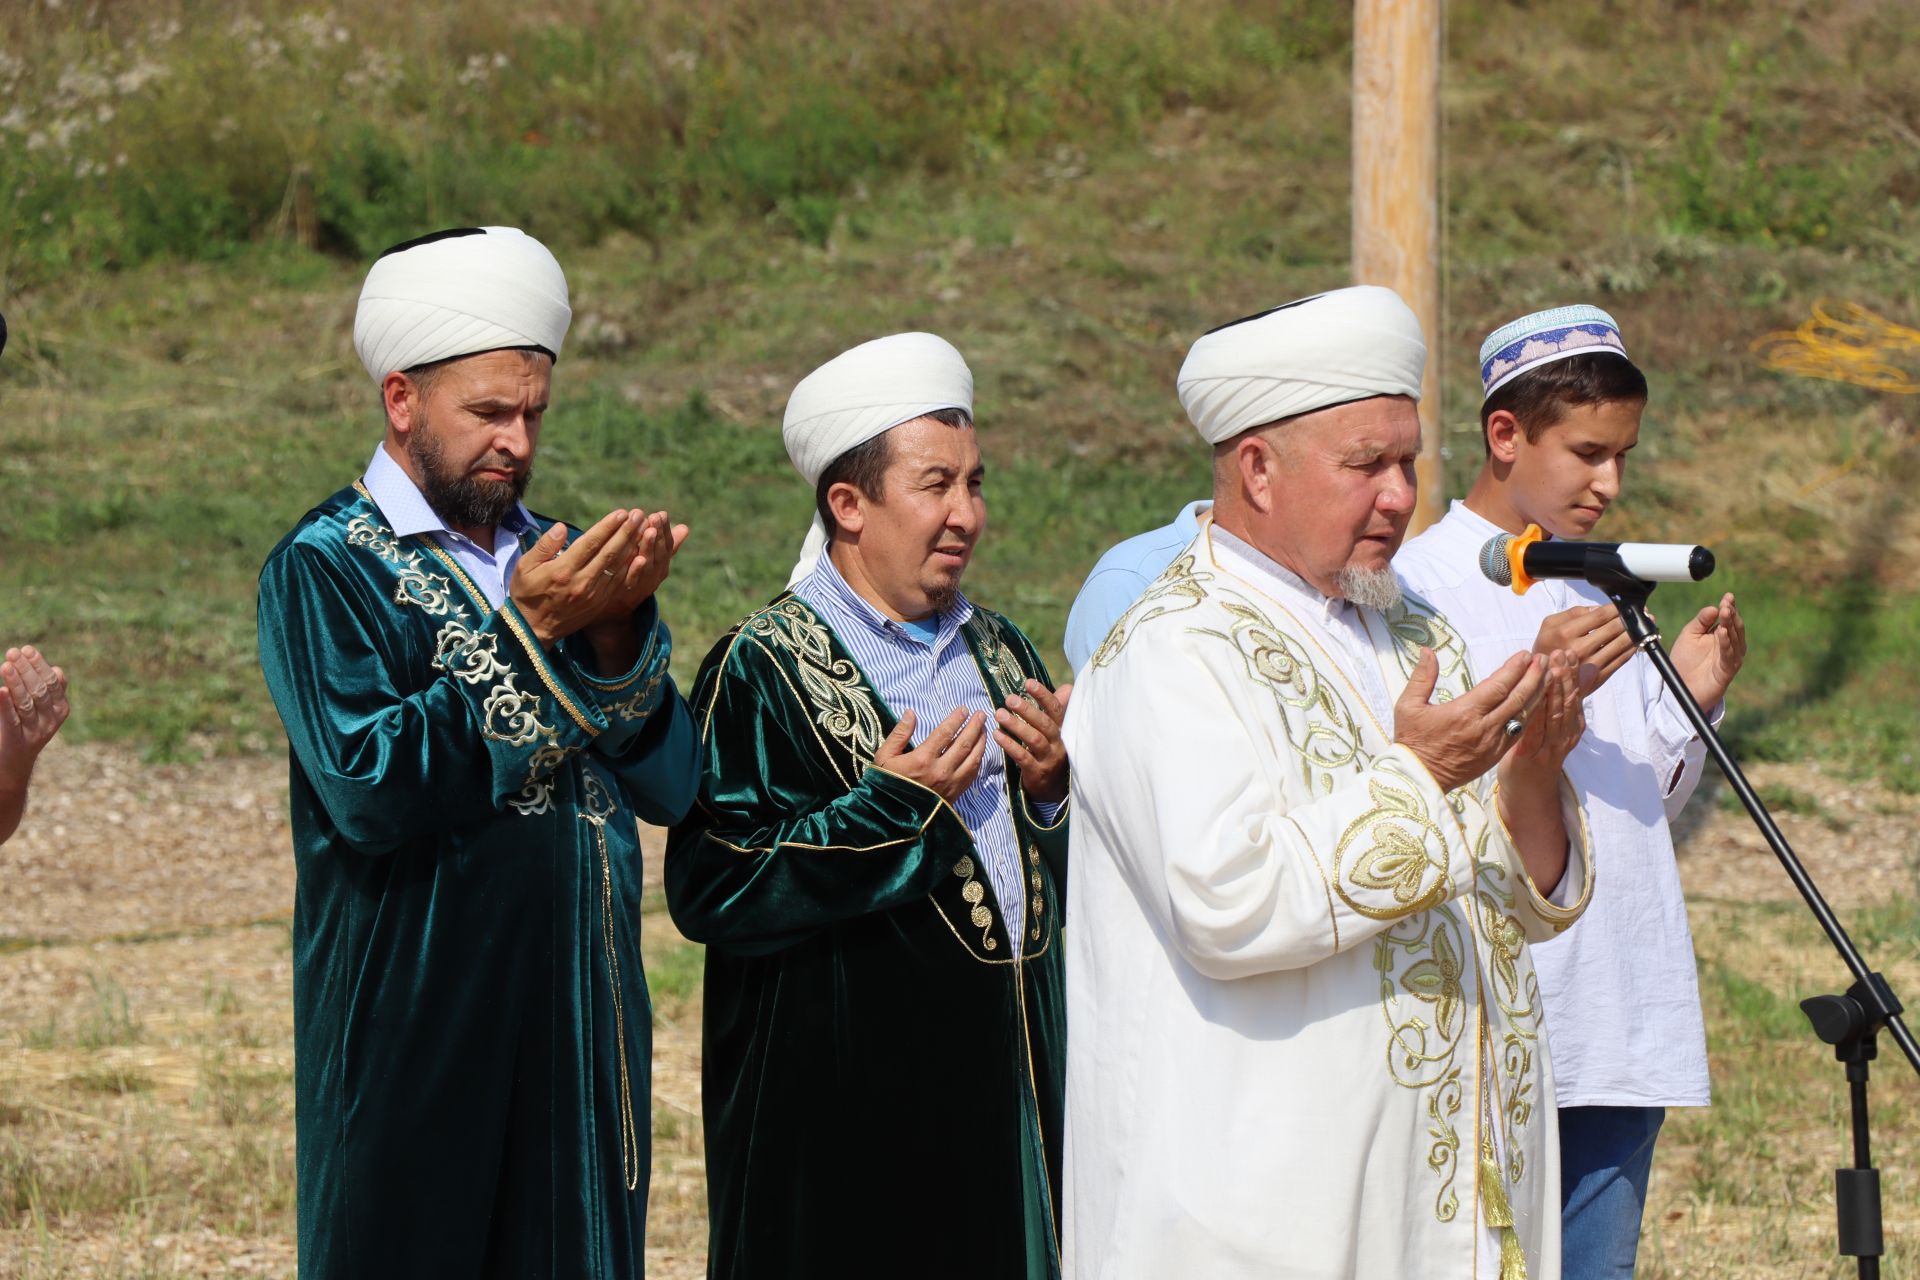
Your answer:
[1394,500,1713,1107]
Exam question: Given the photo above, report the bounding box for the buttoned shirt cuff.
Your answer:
[1648,686,1723,796]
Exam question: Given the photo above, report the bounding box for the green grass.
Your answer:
[2,0,1918,798]
[643,931,707,1023]
[1641,897,1920,1278]
[1659,571,1920,793]
[0,0,1345,287]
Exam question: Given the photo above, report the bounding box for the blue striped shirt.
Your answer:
[794,555,1052,957]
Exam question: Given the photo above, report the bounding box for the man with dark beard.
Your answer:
[256,227,700,1279]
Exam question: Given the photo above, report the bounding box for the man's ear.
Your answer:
[825,480,868,536]
[382,372,420,436]
[1237,434,1277,514]
[1485,409,1524,465]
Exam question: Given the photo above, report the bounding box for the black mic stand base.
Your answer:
[1591,569,1916,1279]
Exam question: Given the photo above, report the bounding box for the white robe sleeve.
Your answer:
[1074,634,1488,981]
[1484,772,1593,943]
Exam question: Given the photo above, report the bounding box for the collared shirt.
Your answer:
[794,554,1052,957]
[360,445,534,608]
[1064,499,1213,672]
[1395,499,1713,1107]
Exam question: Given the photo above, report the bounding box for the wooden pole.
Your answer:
[1353,0,1444,533]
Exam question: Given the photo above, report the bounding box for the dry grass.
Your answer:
[3,746,1916,1276]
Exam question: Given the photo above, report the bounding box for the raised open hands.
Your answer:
[510,509,692,649]
[0,645,70,771]
[993,679,1073,806]
[1668,592,1746,709]
[1392,646,1547,792]
[1533,603,1635,696]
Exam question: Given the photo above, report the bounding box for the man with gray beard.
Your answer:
[1061,287,1594,1279]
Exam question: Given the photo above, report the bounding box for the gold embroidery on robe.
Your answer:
[745,598,885,766]
[1183,580,1555,1229]
[1090,552,1211,669]
[342,507,569,811]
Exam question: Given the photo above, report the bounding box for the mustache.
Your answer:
[469,453,525,480]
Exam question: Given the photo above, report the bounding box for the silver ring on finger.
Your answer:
[1503,716,1525,737]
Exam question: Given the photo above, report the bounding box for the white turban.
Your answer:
[1176,284,1425,444]
[353,226,571,382]
[781,332,974,585]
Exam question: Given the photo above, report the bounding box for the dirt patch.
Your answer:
[1677,760,1920,908]
[0,741,293,944]
[2,744,1915,1276]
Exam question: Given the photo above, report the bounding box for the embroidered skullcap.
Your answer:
[353,226,571,382]
[1176,285,1425,445]
[1479,304,1627,403]
[781,331,974,585]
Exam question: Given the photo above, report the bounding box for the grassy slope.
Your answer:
[4,4,1920,1274]
[6,0,1920,778]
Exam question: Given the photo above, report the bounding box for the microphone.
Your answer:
[1478,524,1714,595]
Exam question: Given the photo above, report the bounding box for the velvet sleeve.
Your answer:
[1005,621,1071,887]
[560,599,701,826]
[665,638,977,957]
[257,537,607,852]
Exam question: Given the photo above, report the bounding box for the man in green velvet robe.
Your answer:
[257,226,699,1279]
[667,332,1071,1279]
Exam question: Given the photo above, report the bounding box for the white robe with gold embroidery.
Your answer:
[1061,523,1591,1280]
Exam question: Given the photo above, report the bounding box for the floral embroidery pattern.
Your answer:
[1090,552,1210,669]
[1196,598,1365,793]
[746,599,884,766]
[343,505,565,812]
[509,741,576,816]
[1190,579,1557,1228]
[1335,764,1452,919]
[965,611,1030,706]
[1374,592,1551,1208]
[605,666,667,723]
[951,855,997,952]
[432,621,512,685]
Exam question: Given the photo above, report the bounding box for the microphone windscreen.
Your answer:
[1478,534,1514,587]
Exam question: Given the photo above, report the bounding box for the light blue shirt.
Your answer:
[793,554,1057,956]
[1063,500,1212,671]
[360,445,534,608]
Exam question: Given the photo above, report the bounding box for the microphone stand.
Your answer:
[1591,564,1917,1280]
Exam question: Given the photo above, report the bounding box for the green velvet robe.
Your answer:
[257,484,699,1280]
[666,593,1069,1280]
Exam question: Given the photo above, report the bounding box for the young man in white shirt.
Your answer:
[1395,305,1748,1279]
